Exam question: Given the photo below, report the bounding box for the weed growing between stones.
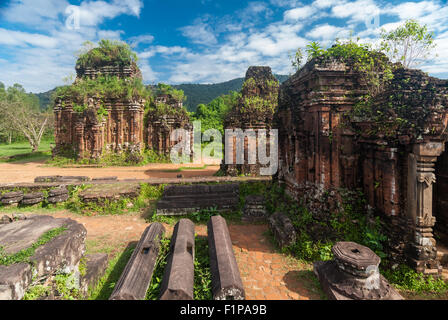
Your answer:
[145,237,170,300]
[144,235,212,300]
[193,236,213,300]
[62,183,166,216]
[0,226,67,266]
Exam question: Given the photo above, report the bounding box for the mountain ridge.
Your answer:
[34,74,290,112]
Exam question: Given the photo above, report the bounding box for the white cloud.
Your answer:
[0,28,58,48]
[180,21,218,45]
[307,23,347,39]
[284,6,317,21]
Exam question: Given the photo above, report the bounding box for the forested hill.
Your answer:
[33,74,289,112]
[174,74,289,112]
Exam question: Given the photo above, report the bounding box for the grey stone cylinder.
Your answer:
[159,219,195,300]
[208,215,245,300]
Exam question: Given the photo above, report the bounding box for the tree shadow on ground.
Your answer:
[93,241,137,300]
[283,270,327,300]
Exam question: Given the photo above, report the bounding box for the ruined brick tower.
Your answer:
[222,66,279,176]
[145,87,192,156]
[53,41,191,161]
[53,52,145,160]
[277,55,448,275]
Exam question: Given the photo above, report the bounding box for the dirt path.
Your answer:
[25,211,321,300]
[0,162,219,183]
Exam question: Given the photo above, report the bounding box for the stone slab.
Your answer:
[0,215,67,255]
[80,253,109,296]
[30,217,87,278]
[208,215,245,300]
[110,223,165,300]
[159,219,195,300]
[79,183,140,203]
[0,263,32,300]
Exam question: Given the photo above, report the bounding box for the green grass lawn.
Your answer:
[0,139,54,163]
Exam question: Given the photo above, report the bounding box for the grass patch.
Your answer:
[145,235,212,300]
[0,226,67,266]
[0,140,53,163]
[88,243,136,300]
[382,264,448,295]
[193,235,213,300]
[62,183,165,216]
[45,149,170,168]
[145,237,170,300]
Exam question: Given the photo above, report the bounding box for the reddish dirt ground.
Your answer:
[26,211,322,300]
[0,162,220,183]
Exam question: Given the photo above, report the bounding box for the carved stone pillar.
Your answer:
[407,142,444,275]
[74,121,85,159]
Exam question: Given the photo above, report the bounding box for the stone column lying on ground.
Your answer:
[109,222,165,300]
[208,215,245,300]
[159,219,195,300]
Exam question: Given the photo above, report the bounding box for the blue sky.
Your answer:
[0,0,447,93]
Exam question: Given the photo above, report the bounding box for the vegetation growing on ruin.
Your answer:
[306,38,395,97]
[76,40,138,69]
[62,183,165,216]
[54,76,151,107]
[0,226,67,266]
[239,77,279,115]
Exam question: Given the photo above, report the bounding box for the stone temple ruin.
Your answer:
[145,89,192,156]
[222,66,279,176]
[277,56,448,275]
[53,51,191,160]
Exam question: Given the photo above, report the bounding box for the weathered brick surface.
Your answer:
[277,57,448,274]
[222,66,279,176]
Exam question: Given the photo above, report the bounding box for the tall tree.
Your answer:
[0,84,52,151]
[380,19,436,68]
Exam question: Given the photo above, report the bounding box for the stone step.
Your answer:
[156,184,240,216]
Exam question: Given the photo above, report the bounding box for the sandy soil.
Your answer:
[0,162,219,184]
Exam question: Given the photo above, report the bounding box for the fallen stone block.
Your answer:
[80,253,109,296]
[268,212,297,248]
[157,184,239,216]
[20,192,44,206]
[57,176,90,183]
[92,177,118,182]
[313,242,403,300]
[159,219,195,300]
[208,215,245,300]
[110,223,165,300]
[1,191,24,205]
[29,218,87,278]
[0,263,33,300]
[47,194,70,204]
[48,187,69,197]
[34,176,63,183]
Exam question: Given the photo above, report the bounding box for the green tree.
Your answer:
[193,91,240,134]
[380,19,436,68]
[0,84,52,151]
